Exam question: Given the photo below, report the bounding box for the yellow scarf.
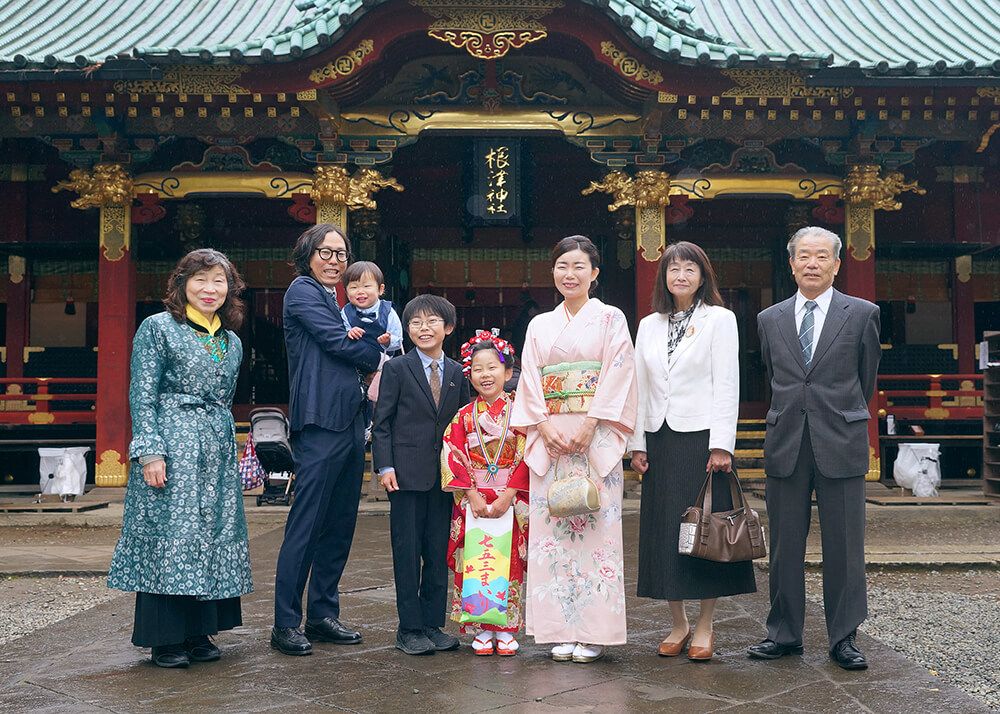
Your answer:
[185,304,222,336]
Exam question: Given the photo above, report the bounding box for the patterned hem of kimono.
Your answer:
[107,535,254,601]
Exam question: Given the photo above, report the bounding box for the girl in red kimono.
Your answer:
[442,330,529,656]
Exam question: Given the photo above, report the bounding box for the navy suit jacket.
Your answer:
[284,275,382,433]
[371,349,470,491]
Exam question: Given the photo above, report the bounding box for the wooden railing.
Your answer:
[0,378,97,425]
[877,374,983,421]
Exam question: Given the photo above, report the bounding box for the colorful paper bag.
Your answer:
[459,504,514,626]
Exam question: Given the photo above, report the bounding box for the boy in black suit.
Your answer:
[372,294,470,655]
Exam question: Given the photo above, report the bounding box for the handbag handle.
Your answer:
[553,453,593,482]
[695,467,751,544]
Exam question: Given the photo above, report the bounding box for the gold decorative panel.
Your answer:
[411,0,562,59]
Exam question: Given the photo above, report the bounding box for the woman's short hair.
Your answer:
[343,260,384,286]
[651,241,724,314]
[402,294,458,328]
[164,249,246,330]
[291,223,352,277]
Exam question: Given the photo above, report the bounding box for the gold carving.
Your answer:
[977,122,1000,153]
[53,163,133,209]
[956,255,972,283]
[866,447,880,482]
[318,202,349,231]
[845,203,875,261]
[411,0,561,59]
[308,40,375,84]
[53,164,133,261]
[582,170,671,211]
[296,89,318,101]
[600,42,663,86]
[95,449,128,488]
[116,66,251,95]
[310,167,404,232]
[8,255,25,284]
[27,412,55,424]
[582,171,671,260]
[721,69,852,99]
[845,164,925,212]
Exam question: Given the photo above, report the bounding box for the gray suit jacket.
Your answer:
[758,289,881,478]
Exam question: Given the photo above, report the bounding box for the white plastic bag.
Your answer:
[893,443,941,497]
[38,447,90,498]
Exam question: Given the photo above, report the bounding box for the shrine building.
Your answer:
[0,0,998,488]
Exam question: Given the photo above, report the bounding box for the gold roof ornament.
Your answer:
[52,163,133,208]
[581,170,672,211]
[410,0,562,60]
[844,164,925,211]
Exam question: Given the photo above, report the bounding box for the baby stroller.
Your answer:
[249,407,296,506]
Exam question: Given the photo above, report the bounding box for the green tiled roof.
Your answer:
[0,0,997,75]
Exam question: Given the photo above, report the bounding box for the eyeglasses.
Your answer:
[408,318,445,330]
[315,247,350,262]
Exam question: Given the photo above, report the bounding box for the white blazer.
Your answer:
[629,303,739,454]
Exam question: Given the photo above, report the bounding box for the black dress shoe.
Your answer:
[152,643,190,668]
[747,639,805,660]
[830,632,868,670]
[270,626,313,656]
[184,635,221,662]
[305,617,363,644]
[395,629,435,656]
[424,626,460,651]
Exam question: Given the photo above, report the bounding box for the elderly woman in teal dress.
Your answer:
[107,249,253,668]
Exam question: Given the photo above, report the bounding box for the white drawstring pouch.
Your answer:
[893,443,941,497]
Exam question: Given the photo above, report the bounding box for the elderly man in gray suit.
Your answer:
[748,226,880,670]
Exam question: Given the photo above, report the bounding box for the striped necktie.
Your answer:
[429,361,441,407]
[799,300,817,366]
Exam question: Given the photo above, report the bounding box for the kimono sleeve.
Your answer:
[441,408,473,492]
[627,318,650,453]
[506,430,530,492]
[127,318,168,460]
[510,318,548,429]
[587,307,637,436]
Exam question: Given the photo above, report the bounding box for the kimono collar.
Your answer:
[479,392,510,418]
[185,304,222,336]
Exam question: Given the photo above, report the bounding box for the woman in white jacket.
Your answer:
[630,241,755,662]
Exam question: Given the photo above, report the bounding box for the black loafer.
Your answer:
[184,635,221,662]
[395,629,435,656]
[152,644,190,668]
[830,632,868,670]
[424,626,460,651]
[305,617,363,644]
[747,639,804,660]
[270,626,313,656]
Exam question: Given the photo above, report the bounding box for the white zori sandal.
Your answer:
[495,632,519,656]
[472,631,495,656]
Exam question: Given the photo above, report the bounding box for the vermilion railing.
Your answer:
[0,378,97,425]
[877,374,983,421]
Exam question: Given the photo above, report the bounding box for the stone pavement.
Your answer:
[0,514,990,713]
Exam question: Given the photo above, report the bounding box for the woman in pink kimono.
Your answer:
[511,235,637,663]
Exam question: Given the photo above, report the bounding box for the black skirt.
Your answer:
[637,425,757,601]
[131,592,243,648]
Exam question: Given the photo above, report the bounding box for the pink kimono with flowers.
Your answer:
[510,298,637,645]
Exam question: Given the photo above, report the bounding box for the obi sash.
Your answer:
[541,360,601,414]
[471,466,513,490]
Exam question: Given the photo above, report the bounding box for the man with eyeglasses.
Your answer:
[271,224,382,657]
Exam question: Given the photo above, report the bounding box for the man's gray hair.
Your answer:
[786,226,842,257]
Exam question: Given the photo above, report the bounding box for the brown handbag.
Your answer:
[678,468,767,563]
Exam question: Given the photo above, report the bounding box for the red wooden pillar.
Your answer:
[635,249,659,319]
[838,230,879,481]
[94,204,136,487]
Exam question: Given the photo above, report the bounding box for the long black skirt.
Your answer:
[637,425,757,601]
[131,592,242,647]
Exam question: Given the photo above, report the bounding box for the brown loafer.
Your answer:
[688,632,715,661]
[657,630,691,657]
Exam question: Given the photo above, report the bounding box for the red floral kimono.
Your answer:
[441,393,529,633]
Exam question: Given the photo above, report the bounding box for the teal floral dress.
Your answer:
[107,311,253,600]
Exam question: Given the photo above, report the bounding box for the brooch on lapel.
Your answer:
[686,326,696,337]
